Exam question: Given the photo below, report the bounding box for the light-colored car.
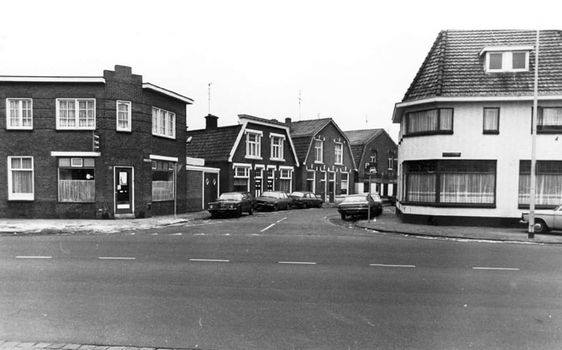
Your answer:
[521,206,562,233]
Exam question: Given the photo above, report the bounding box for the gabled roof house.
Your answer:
[394,30,562,225]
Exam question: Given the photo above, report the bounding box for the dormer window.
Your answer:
[480,46,532,73]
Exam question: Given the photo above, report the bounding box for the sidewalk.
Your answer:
[0,211,210,235]
[355,207,562,244]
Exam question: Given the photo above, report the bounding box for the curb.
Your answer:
[0,341,203,350]
[353,221,562,245]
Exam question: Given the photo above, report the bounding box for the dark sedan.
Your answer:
[289,191,323,209]
[208,192,254,218]
[337,193,382,220]
[254,191,292,211]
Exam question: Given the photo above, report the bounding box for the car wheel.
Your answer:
[210,213,217,219]
[248,206,253,215]
[273,204,278,211]
[340,212,346,220]
[302,203,307,209]
[535,219,549,233]
[237,208,243,217]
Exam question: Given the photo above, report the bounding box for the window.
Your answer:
[6,98,32,129]
[245,130,262,159]
[483,108,500,134]
[234,165,250,192]
[270,134,284,160]
[116,100,132,132]
[334,142,343,164]
[404,108,453,136]
[404,160,496,207]
[340,172,349,195]
[388,151,394,170]
[306,170,315,193]
[485,51,529,72]
[152,160,175,201]
[537,107,562,133]
[254,166,264,197]
[519,160,562,208]
[7,156,34,200]
[279,167,292,192]
[56,98,96,130]
[314,139,323,163]
[151,107,176,139]
[266,167,275,191]
[58,157,95,203]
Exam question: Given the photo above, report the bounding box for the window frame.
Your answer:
[151,106,176,139]
[403,108,454,137]
[485,51,529,73]
[57,157,96,203]
[340,172,349,195]
[245,129,263,159]
[116,100,132,132]
[536,106,562,134]
[314,139,324,164]
[56,98,96,130]
[483,107,500,134]
[270,133,285,161]
[7,156,34,201]
[6,98,33,130]
[334,142,343,165]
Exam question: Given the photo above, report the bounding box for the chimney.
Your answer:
[205,114,218,129]
[285,117,292,125]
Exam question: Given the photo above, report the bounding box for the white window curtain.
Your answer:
[539,108,562,126]
[440,173,495,204]
[439,109,453,131]
[484,108,499,131]
[8,156,34,200]
[406,173,436,202]
[407,110,438,134]
[519,174,562,205]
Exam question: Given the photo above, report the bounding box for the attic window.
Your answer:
[484,50,529,72]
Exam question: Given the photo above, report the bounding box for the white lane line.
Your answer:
[223,233,231,236]
[194,233,206,236]
[98,257,136,260]
[260,217,288,232]
[189,258,230,263]
[16,256,52,259]
[260,223,276,232]
[278,261,317,265]
[369,263,416,268]
[170,232,183,236]
[151,232,159,236]
[473,266,520,271]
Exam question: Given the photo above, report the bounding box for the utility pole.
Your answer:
[529,30,540,239]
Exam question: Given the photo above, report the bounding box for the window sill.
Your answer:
[483,130,499,135]
[57,127,96,131]
[6,126,33,131]
[403,131,453,138]
[518,204,558,210]
[59,201,96,204]
[116,129,132,133]
[152,199,175,202]
[537,129,562,134]
[335,163,343,166]
[245,156,263,160]
[314,161,324,165]
[8,197,34,202]
[400,201,495,208]
[270,158,285,162]
[152,133,176,140]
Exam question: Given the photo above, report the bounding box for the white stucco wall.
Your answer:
[397,100,562,218]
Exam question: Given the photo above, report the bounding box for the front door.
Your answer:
[204,172,218,209]
[115,167,133,215]
[328,181,335,203]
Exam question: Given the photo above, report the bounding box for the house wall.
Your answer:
[0,66,188,218]
[299,123,355,201]
[355,131,398,198]
[397,100,562,219]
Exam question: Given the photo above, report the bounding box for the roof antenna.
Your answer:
[365,114,368,127]
[208,82,212,115]
[298,90,302,120]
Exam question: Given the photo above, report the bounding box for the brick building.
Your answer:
[0,65,192,218]
[186,114,299,203]
[344,129,397,200]
[289,118,356,202]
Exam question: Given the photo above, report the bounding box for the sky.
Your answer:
[0,0,560,141]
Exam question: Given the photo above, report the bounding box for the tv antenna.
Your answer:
[298,90,302,120]
[208,82,212,115]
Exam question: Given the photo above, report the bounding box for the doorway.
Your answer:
[114,167,134,215]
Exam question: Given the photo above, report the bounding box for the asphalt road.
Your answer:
[1,208,561,349]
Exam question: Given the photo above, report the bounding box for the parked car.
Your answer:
[208,192,254,218]
[255,191,292,211]
[289,191,323,209]
[337,193,382,220]
[521,205,562,233]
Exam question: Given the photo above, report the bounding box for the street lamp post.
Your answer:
[529,30,540,239]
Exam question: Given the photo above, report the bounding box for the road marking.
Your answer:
[223,233,231,236]
[98,257,136,260]
[170,232,183,236]
[16,256,52,259]
[194,233,206,236]
[473,266,520,271]
[189,258,230,263]
[278,261,317,265]
[250,233,261,236]
[369,263,416,268]
[260,217,288,232]
[151,232,159,236]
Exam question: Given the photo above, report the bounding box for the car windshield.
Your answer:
[262,192,282,199]
[342,195,368,203]
[219,193,243,201]
[291,192,305,198]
